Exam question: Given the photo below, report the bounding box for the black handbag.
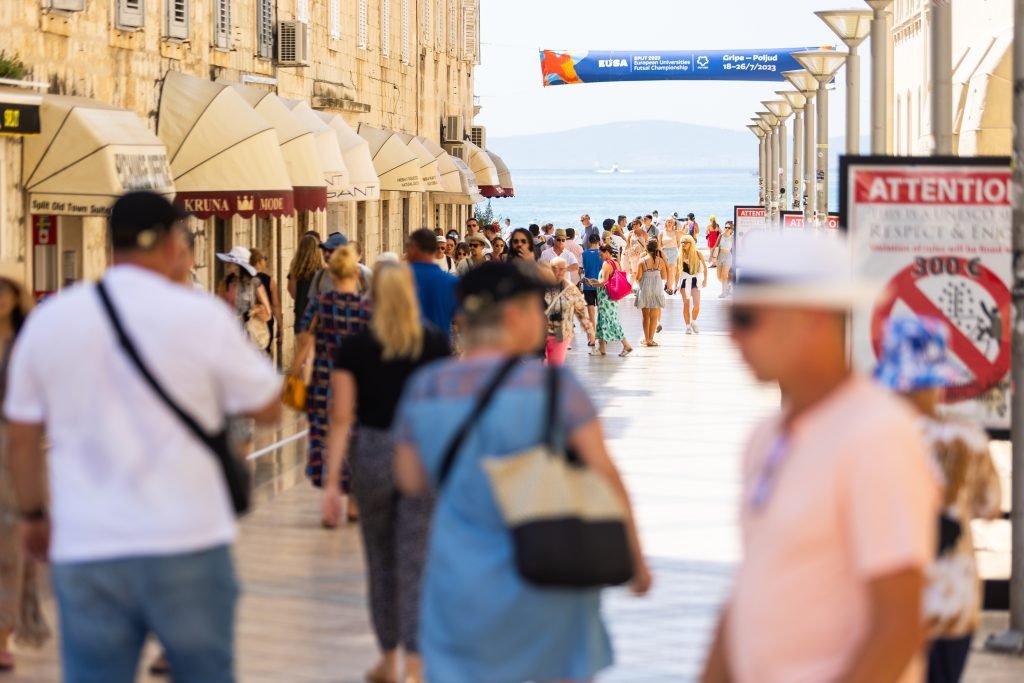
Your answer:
[97,281,252,515]
[440,359,634,589]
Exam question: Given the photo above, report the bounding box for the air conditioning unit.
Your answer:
[45,0,85,10]
[443,115,465,144]
[443,143,466,161]
[277,20,311,67]
[469,125,486,149]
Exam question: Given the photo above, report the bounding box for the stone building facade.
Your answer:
[0,0,483,349]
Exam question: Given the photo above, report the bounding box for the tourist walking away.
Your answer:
[684,213,700,239]
[581,233,604,341]
[0,264,48,672]
[873,317,1002,683]
[249,249,282,356]
[706,217,722,267]
[594,245,634,357]
[634,240,667,347]
[678,235,708,334]
[288,232,324,334]
[700,230,938,683]
[291,245,371,522]
[405,229,458,339]
[660,216,681,294]
[457,234,490,276]
[5,192,282,683]
[545,257,595,365]
[392,261,652,683]
[607,219,628,259]
[717,223,735,298]
[624,220,648,285]
[323,262,451,683]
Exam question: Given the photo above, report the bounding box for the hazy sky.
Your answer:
[476,0,874,139]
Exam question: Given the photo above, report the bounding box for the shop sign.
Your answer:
[841,156,1012,432]
[0,95,41,136]
[175,191,296,219]
[733,205,767,255]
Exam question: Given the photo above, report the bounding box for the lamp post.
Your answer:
[747,124,767,206]
[865,1,894,154]
[759,111,779,217]
[816,10,873,155]
[779,90,807,210]
[783,69,823,219]
[793,50,848,220]
[929,0,954,154]
[764,100,793,217]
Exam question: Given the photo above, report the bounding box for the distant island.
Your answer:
[488,120,854,172]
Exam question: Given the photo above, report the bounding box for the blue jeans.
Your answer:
[51,545,239,683]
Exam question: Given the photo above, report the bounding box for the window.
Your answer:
[381,0,391,57]
[257,0,273,59]
[358,0,368,49]
[436,0,444,51]
[462,0,478,63]
[296,0,308,22]
[116,0,145,29]
[401,0,410,64]
[213,0,231,49]
[422,0,430,44]
[447,0,457,56]
[329,0,340,39]
[45,0,86,10]
[166,0,189,39]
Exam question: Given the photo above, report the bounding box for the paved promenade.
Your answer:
[9,276,1024,682]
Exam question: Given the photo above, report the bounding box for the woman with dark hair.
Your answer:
[633,239,668,346]
[507,228,536,262]
[0,265,48,670]
[250,248,282,355]
[594,245,634,357]
[491,236,508,263]
[287,232,324,335]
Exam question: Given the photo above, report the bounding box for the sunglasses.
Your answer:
[729,308,760,332]
[555,238,566,242]
[511,239,530,245]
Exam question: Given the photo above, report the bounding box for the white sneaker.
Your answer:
[692,322,699,334]
[685,325,693,335]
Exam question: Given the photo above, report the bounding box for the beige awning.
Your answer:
[397,134,442,190]
[23,95,174,217]
[433,157,485,205]
[463,140,502,197]
[317,113,381,201]
[158,71,293,218]
[357,124,425,192]
[224,82,327,211]
[958,28,1012,156]
[420,138,463,194]
[486,150,515,198]
[281,99,351,203]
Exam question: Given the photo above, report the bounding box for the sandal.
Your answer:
[648,341,659,347]
[619,347,634,357]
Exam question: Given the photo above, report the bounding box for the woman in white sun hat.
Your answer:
[216,246,272,349]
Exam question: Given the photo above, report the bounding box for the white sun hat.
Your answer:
[215,245,257,277]
[732,230,883,310]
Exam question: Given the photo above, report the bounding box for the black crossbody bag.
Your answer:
[96,281,252,515]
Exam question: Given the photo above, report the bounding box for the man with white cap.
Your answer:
[700,231,938,683]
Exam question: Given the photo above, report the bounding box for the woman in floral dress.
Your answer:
[592,245,634,357]
[291,246,370,524]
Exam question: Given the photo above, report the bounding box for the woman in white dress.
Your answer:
[659,217,682,295]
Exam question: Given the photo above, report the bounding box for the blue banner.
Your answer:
[540,48,829,87]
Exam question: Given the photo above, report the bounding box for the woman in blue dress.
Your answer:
[392,262,652,683]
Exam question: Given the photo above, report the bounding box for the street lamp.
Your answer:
[783,70,820,218]
[747,124,768,206]
[763,100,793,217]
[816,10,873,155]
[779,90,807,210]
[865,1,894,154]
[758,111,779,214]
[792,50,848,219]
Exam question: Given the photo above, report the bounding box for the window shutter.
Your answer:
[329,0,341,39]
[213,0,232,49]
[358,0,368,48]
[117,0,145,29]
[448,0,457,56]
[436,0,444,52]
[401,0,410,64]
[462,0,478,63]
[166,0,189,39]
[381,0,391,57]
[422,0,430,44]
[257,0,273,58]
[296,0,308,23]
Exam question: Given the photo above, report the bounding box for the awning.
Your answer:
[420,138,463,193]
[158,71,293,219]
[397,134,443,190]
[433,157,485,205]
[224,82,328,212]
[463,140,502,197]
[23,94,174,217]
[281,99,351,203]
[958,28,1012,156]
[487,150,515,198]
[357,124,425,192]
[316,113,380,201]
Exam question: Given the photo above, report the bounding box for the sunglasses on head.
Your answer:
[729,308,760,332]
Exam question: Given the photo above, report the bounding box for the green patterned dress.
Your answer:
[595,286,626,342]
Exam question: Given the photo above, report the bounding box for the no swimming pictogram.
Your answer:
[871,256,1011,401]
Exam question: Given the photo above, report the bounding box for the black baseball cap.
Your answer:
[110,191,189,250]
[458,262,547,313]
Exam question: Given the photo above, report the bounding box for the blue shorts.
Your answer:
[663,247,679,264]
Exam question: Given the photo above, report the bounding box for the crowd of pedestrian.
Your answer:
[0,192,1004,683]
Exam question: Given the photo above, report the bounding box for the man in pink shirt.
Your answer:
[701,231,938,683]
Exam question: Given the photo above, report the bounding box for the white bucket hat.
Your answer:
[732,230,882,310]
[216,246,257,277]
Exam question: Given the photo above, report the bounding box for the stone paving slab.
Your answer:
[8,276,1024,682]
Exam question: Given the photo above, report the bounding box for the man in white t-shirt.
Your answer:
[5,192,282,683]
[539,229,580,280]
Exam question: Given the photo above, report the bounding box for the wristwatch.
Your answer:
[18,506,47,521]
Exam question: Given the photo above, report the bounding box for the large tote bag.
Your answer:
[439,360,634,589]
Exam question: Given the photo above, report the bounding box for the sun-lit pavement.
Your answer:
[8,274,1023,683]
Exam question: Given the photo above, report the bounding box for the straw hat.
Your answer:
[0,261,33,315]
[216,246,257,276]
[732,231,881,310]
